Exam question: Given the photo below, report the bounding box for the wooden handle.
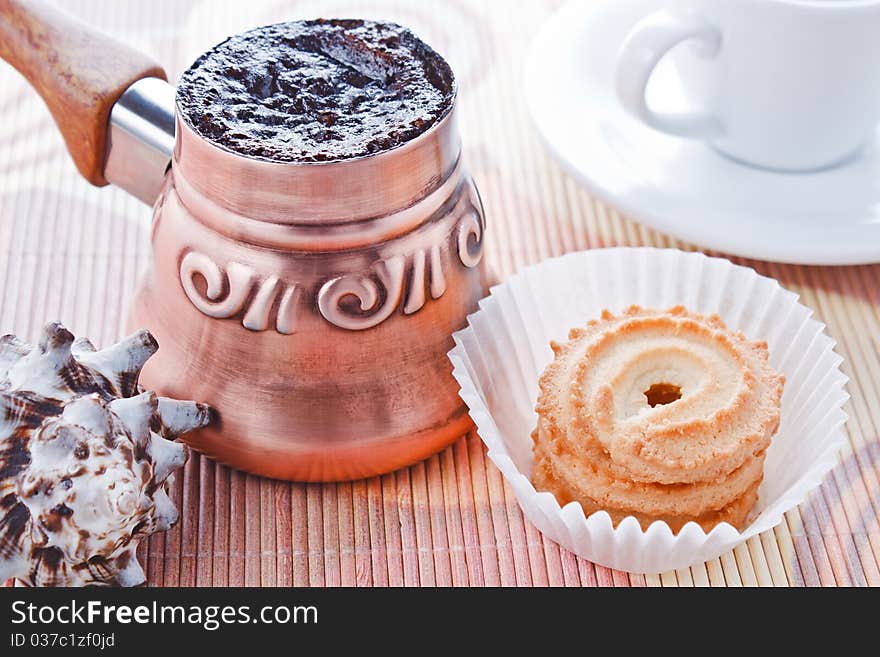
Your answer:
[0,0,167,186]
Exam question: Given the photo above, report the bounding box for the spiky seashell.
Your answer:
[0,322,213,586]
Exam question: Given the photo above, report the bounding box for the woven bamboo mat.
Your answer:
[1,0,878,587]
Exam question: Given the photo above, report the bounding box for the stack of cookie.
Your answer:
[531,306,784,532]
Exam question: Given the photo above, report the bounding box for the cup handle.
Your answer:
[615,9,723,139]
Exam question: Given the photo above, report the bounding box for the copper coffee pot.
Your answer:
[0,0,486,480]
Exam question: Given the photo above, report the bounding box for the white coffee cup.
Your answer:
[615,0,880,172]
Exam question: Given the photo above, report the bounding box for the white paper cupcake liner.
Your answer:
[449,247,848,573]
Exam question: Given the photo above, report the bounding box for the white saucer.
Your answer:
[525,0,880,265]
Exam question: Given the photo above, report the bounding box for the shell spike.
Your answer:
[4,327,80,397]
[106,329,159,364]
[113,549,146,587]
[39,322,74,350]
[152,487,179,532]
[37,323,75,371]
[61,394,111,436]
[0,334,24,348]
[148,433,188,484]
[76,329,159,397]
[156,398,213,438]
[71,337,96,355]
[109,392,158,447]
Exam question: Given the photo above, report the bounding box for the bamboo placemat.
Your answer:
[1,0,878,587]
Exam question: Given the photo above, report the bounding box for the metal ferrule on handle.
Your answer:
[105,77,176,205]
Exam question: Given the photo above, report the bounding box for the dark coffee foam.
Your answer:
[176,19,455,163]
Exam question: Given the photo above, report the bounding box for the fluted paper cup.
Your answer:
[449,248,848,573]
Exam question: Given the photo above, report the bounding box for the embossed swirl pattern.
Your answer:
[179,203,483,333]
[532,306,784,532]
